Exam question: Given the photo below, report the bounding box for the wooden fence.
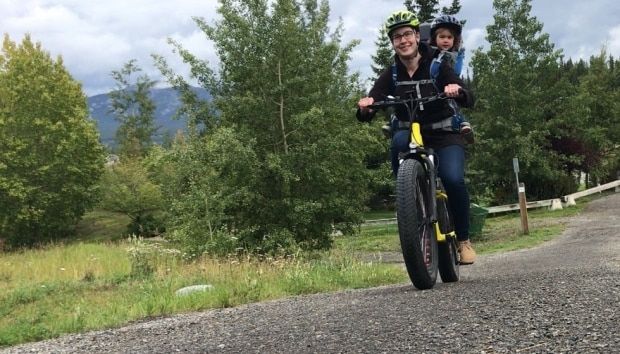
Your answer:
[363,179,620,224]
[485,179,620,214]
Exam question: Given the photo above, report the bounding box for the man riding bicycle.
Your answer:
[356,10,477,264]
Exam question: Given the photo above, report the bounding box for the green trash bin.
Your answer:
[469,203,489,238]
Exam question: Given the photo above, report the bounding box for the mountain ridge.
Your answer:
[88,86,210,146]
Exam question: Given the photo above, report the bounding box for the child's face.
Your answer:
[435,28,455,50]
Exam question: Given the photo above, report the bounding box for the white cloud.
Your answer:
[609,25,620,58]
[463,27,486,51]
[2,0,619,96]
[1,0,217,95]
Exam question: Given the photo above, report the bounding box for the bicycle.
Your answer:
[368,91,460,290]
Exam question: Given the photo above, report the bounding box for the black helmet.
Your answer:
[430,15,462,37]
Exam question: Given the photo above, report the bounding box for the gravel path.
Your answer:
[4,194,620,353]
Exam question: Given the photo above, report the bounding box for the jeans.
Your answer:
[391,129,470,241]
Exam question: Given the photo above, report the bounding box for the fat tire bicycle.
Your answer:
[369,92,460,290]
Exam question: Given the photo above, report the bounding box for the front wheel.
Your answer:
[397,159,438,290]
[437,197,459,283]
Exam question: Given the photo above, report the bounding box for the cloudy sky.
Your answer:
[2,0,619,96]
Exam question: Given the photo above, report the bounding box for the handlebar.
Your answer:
[367,92,448,111]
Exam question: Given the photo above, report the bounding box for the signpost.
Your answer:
[513,158,529,235]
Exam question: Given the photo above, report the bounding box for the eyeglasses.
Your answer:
[391,30,415,43]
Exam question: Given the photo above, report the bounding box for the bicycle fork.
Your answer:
[404,122,457,243]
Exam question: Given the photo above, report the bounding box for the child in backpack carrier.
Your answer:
[430,15,474,143]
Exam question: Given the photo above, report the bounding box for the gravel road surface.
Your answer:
[4,193,620,353]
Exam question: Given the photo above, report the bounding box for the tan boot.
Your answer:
[458,240,476,265]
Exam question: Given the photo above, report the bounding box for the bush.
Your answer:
[98,159,165,237]
[153,120,369,257]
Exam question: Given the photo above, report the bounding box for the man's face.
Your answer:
[391,27,420,59]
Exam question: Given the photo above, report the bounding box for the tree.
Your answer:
[404,0,439,23]
[468,0,568,203]
[570,50,620,185]
[370,27,393,81]
[156,0,374,255]
[0,34,104,247]
[441,0,462,15]
[98,159,165,237]
[367,27,397,210]
[108,59,157,157]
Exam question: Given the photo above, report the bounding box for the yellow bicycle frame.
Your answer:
[411,123,456,243]
[434,191,456,242]
[410,122,424,146]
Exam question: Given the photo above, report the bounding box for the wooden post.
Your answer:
[518,182,529,235]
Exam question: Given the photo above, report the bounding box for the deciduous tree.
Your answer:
[156,0,373,255]
[108,59,157,157]
[0,34,104,247]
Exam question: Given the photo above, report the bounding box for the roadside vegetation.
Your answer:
[0,197,595,347]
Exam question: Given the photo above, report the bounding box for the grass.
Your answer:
[472,203,585,254]
[0,239,405,347]
[0,195,598,347]
[339,196,590,256]
[363,210,396,221]
[335,223,400,252]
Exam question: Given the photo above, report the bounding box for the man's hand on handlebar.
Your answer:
[357,96,375,112]
[444,84,462,98]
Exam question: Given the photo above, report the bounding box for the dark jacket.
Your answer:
[357,43,475,148]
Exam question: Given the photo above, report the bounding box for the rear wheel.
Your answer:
[397,159,438,290]
[437,196,460,283]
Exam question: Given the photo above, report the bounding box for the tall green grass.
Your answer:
[0,239,405,347]
[0,242,130,290]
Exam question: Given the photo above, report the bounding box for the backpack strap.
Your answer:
[390,62,397,95]
[429,50,445,90]
[389,49,462,132]
[390,51,443,111]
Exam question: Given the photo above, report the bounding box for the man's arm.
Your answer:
[356,69,392,122]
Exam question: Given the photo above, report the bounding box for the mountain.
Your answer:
[88,86,210,146]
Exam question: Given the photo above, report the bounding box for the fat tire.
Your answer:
[397,159,438,290]
[437,197,460,283]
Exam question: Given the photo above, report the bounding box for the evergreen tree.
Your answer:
[367,27,396,208]
[404,0,439,22]
[370,27,393,81]
[0,35,104,247]
[108,60,157,157]
[156,0,374,255]
[469,0,567,203]
[441,0,462,15]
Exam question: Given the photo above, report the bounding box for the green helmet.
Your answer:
[385,10,420,36]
